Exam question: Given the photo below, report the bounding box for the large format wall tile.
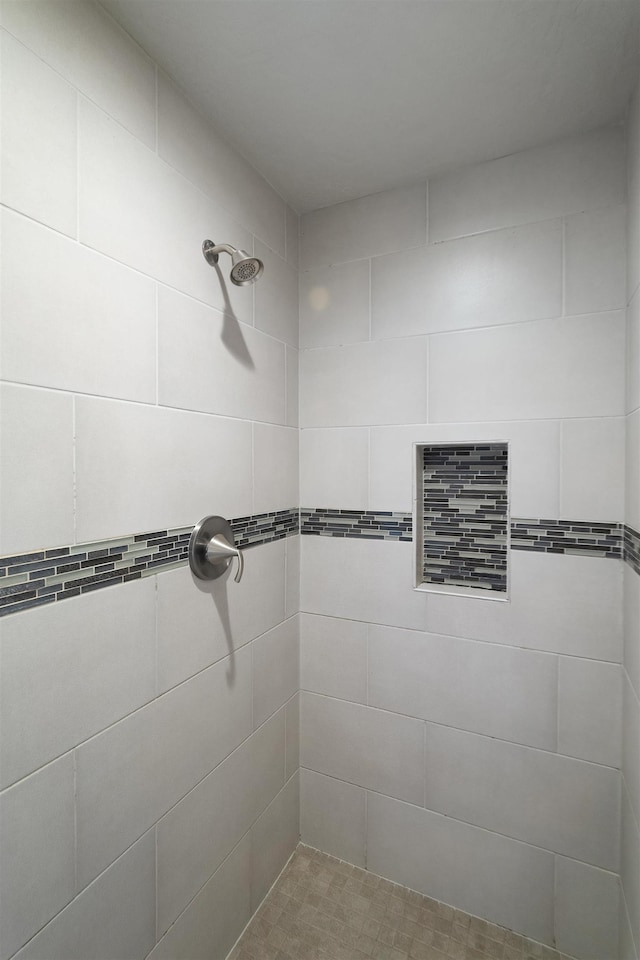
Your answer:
[554,856,620,960]
[426,550,623,661]
[75,397,253,541]
[565,205,627,316]
[366,791,555,944]
[300,427,369,509]
[368,624,558,750]
[12,831,156,960]
[157,73,285,257]
[0,385,74,556]
[301,692,424,804]
[558,657,622,767]
[301,613,368,704]
[560,417,625,522]
[157,541,286,694]
[252,616,299,729]
[300,260,370,348]
[429,126,625,241]
[0,578,156,788]
[0,31,77,236]
[372,219,562,339]
[300,768,366,867]
[300,338,428,427]
[429,312,625,423]
[150,834,251,960]
[78,99,253,324]
[156,710,284,936]
[0,756,75,960]
[2,210,157,402]
[250,773,300,912]
[2,0,156,148]
[158,285,285,424]
[423,724,620,870]
[300,183,426,268]
[255,239,299,347]
[75,645,252,886]
[253,424,299,514]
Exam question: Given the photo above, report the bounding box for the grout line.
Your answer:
[302,690,623,772]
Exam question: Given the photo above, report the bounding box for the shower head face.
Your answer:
[230,250,264,286]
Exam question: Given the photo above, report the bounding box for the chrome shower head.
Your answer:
[202,240,264,286]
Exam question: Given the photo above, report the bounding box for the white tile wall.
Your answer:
[300,183,427,268]
[428,312,625,423]
[75,644,253,887]
[158,285,286,424]
[157,73,286,258]
[628,82,640,303]
[626,563,640,702]
[300,260,370,348]
[558,657,622,768]
[0,578,156,788]
[301,613,368,704]
[156,710,285,936]
[2,210,157,403]
[249,773,300,912]
[300,338,428,427]
[423,724,620,871]
[429,126,625,241]
[1,5,299,959]
[372,219,562,339]
[252,424,299,514]
[301,692,425,805]
[368,624,558,750]
[628,286,640,415]
[12,831,156,960]
[620,787,640,955]
[627,408,640,532]
[0,385,74,556]
[254,239,299,346]
[156,540,286,694]
[0,756,76,960]
[149,833,251,960]
[554,857,620,960]
[2,0,156,147]
[1,30,77,236]
[565,204,627,316]
[74,397,253,541]
[366,791,555,944]
[560,417,625,522]
[252,616,299,729]
[300,427,369,508]
[300,768,366,867]
[427,549,623,661]
[623,675,640,830]
[78,98,254,325]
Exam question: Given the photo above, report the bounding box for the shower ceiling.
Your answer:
[101,0,639,213]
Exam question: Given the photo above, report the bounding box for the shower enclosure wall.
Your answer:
[0,3,638,960]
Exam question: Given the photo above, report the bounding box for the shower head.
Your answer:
[202,240,264,286]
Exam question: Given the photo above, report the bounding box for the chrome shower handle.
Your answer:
[188,515,245,583]
[205,533,244,583]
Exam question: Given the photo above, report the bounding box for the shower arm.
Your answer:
[202,241,235,266]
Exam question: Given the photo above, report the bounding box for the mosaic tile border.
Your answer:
[422,442,508,593]
[510,519,622,558]
[300,509,412,541]
[0,508,299,618]
[625,524,640,576]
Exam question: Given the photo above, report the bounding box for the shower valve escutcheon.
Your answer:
[189,516,244,583]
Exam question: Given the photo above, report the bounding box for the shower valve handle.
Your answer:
[205,533,244,583]
[188,515,244,583]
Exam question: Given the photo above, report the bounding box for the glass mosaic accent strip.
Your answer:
[421,443,509,593]
[624,524,640,575]
[300,509,412,541]
[0,508,299,618]
[510,519,622,558]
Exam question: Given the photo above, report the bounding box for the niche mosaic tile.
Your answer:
[300,509,412,541]
[420,443,509,593]
[0,508,299,618]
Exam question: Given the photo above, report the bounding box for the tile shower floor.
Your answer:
[229,845,574,960]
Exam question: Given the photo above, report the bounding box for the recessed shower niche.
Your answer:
[414,442,510,597]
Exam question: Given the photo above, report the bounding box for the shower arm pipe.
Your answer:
[202,242,236,264]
